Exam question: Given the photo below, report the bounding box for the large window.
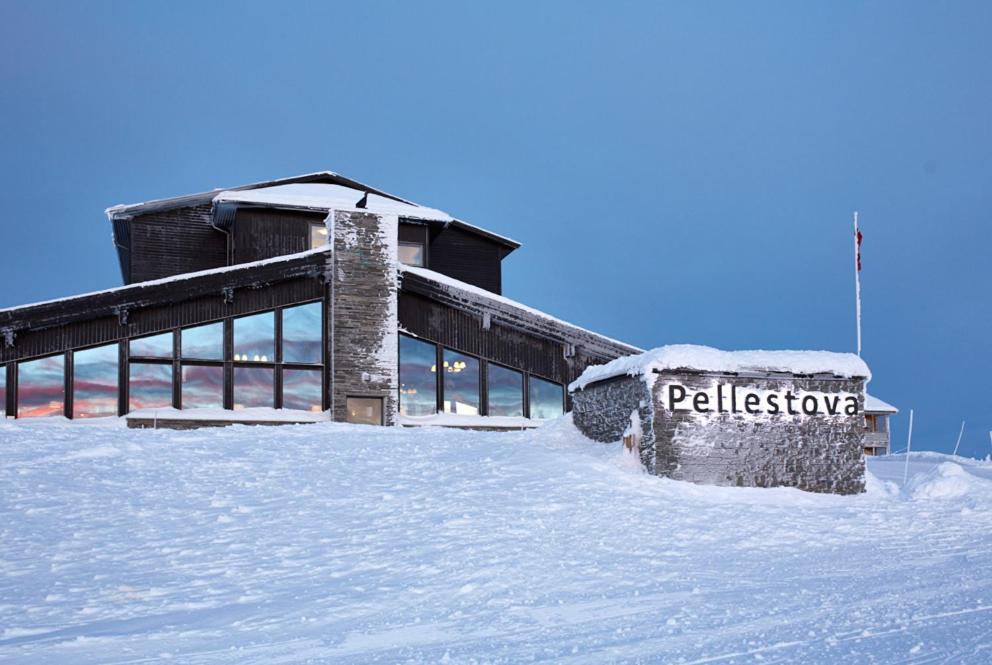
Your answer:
[234,366,274,409]
[234,312,275,363]
[443,349,479,415]
[283,369,322,412]
[130,332,173,358]
[0,368,5,418]
[129,363,172,410]
[398,241,425,267]
[181,365,224,409]
[488,364,523,417]
[73,345,118,418]
[18,355,65,418]
[347,397,383,425]
[529,376,564,420]
[282,302,322,364]
[182,322,224,360]
[399,335,437,416]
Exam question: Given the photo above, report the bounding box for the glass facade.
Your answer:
[399,335,437,416]
[234,366,274,409]
[282,303,322,364]
[443,349,479,415]
[17,355,65,418]
[130,332,173,358]
[182,322,224,360]
[283,369,323,412]
[129,363,172,410]
[0,368,5,418]
[73,345,118,418]
[529,376,564,420]
[487,364,523,417]
[181,365,224,409]
[234,312,274,362]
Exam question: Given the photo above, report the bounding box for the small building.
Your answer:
[0,172,639,428]
[863,394,898,456]
[569,345,873,494]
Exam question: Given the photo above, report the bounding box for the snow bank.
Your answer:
[0,420,989,663]
[570,344,871,391]
[908,461,992,500]
[126,407,329,423]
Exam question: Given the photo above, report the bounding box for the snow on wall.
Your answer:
[570,344,871,392]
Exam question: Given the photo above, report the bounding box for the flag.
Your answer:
[856,228,863,272]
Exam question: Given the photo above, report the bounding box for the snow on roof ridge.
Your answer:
[865,394,898,413]
[399,264,642,354]
[570,344,871,392]
[0,247,330,315]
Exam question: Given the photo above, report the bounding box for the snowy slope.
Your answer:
[1,419,991,664]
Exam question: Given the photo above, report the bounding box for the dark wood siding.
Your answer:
[128,204,228,284]
[232,208,325,265]
[428,226,503,294]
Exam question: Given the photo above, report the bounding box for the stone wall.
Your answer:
[569,375,657,473]
[328,210,399,424]
[651,371,866,494]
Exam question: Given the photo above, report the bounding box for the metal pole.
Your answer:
[953,420,966,457]
[903,408,914,486]
[854,212,862,357]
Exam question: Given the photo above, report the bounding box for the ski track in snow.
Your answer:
[0,418,990,664]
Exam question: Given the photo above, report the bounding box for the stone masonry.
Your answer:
[570,375,657,473]
[328,210,399,424]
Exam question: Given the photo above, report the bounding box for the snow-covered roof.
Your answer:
[570,344,872,391]
[213,183,455,223]
[865,394,898,414]
[399,265,642,355]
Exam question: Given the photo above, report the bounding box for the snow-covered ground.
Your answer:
[1,418,990,664]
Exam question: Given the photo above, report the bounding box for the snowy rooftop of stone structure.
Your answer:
[865,394,899,413]
[570,344,872,391]
[213,183,455,222]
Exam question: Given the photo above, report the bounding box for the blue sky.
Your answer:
[0,1,988,456]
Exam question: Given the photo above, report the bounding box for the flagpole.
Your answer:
[854,211,862,357]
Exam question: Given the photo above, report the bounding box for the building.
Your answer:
[863,394,898,455]
[0,172,639,428]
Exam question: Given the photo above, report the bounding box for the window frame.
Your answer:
[398,240,427,267]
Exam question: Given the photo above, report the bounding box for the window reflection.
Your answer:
[73,345,118,418]
[182,365,224,409]
[129,363,172,411]
[234,366,273,409]
[282,303,322,364]
[399,335,437,416]
[233,312,274,362]
[0,369,6,418]
[283,368,323,412]
[310,223,328,250]
[529,376,563,420]
[443,349,479,415]
[18,355,65,418]
[398,241,425,267]
[130,332,173,358]
[487,364,523,417]
[182,322,224,360]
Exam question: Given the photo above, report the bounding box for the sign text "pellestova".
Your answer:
[662,383,860,417]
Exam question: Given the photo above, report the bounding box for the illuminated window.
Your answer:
[310,223,328,250]
[233,312,274,362]
[442,349,479,415]
[283,368,323,412]
[398,241,425,267]
[528,376,563,420]
[73,345,118,418]
[182,322,224,360]
[182,365,224,409]
[234,366,274,409]
[347,397,382,425]
[487,364,523,417]
[17,355,65,418]
[282,303,322,364]
[129,363,172,411]
[130,332,173,358]
[399,335,437,416]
